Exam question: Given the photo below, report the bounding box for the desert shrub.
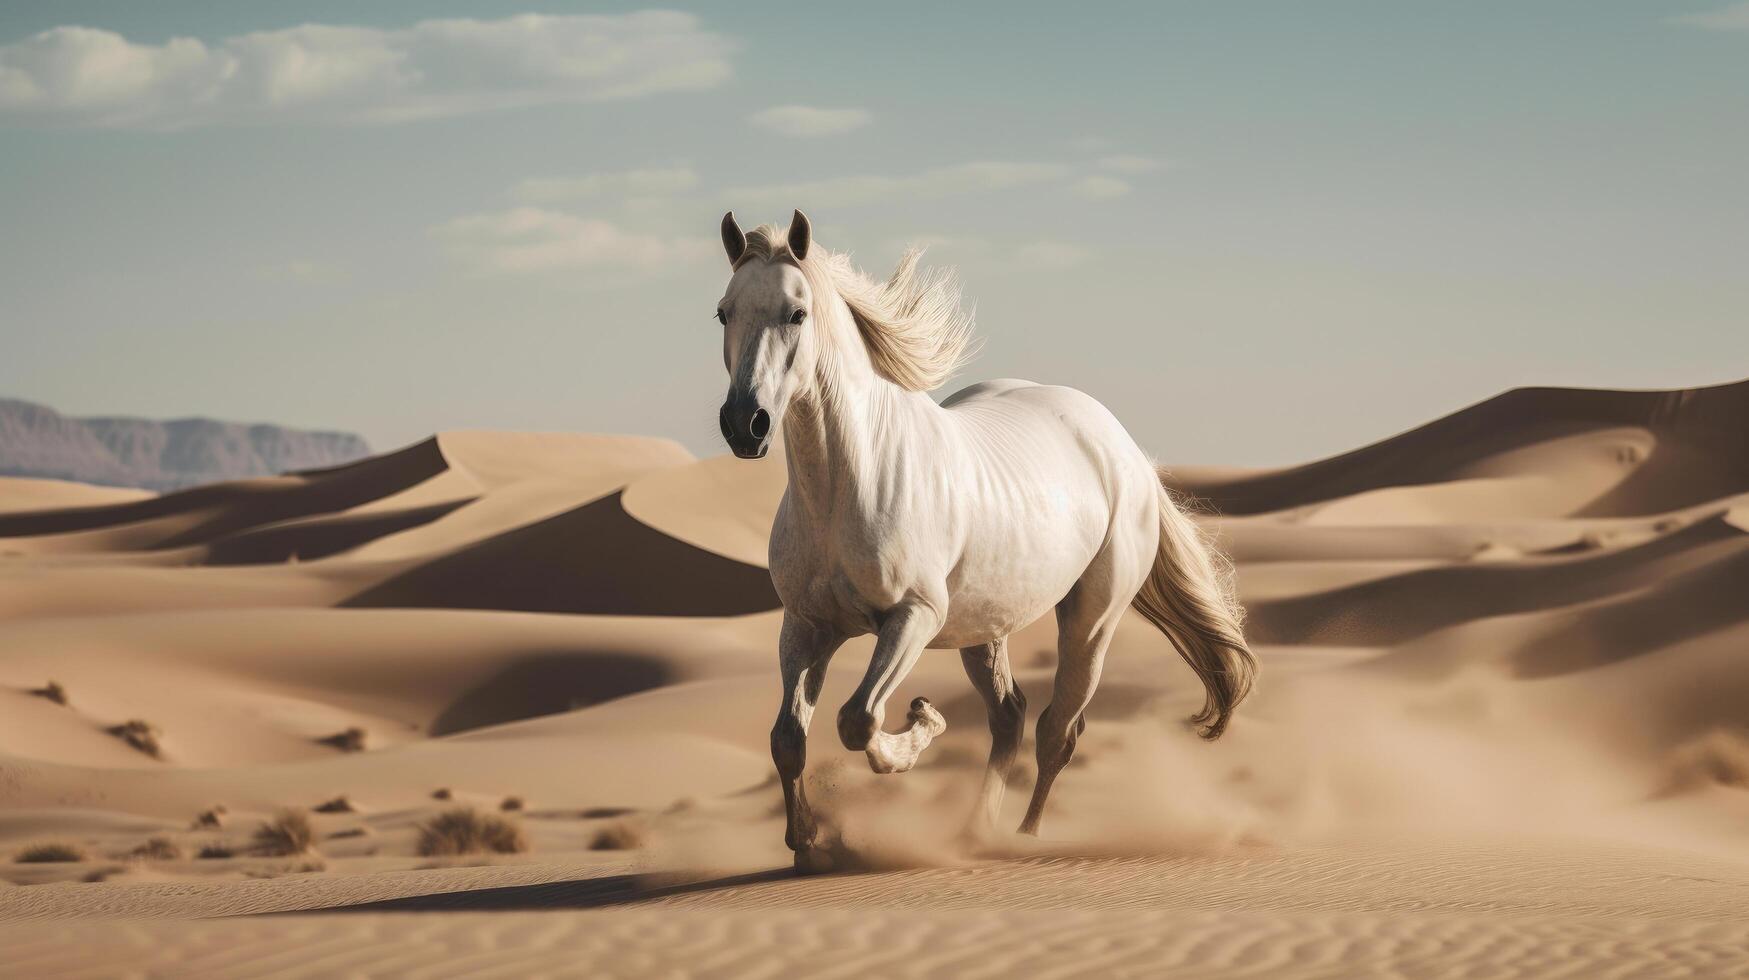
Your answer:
[196,842,234,859]
[587,821,645,851]
[192,806,226,829]
[128,837,182,861]
[415,808,527,857]
[108,719,162,758]
[431,787,453,800]
[319,727,367,752]
[15,842,86,863]
[326,826,371,840]
[313,796,355,814]
[500,795,524,812]
[33,681,69,706]
[252,810,316,857]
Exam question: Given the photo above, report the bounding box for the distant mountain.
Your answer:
[0,398,372,492]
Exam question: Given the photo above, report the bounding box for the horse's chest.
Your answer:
[770,509,933,626]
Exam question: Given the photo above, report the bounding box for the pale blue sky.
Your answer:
[2,2,1745,464]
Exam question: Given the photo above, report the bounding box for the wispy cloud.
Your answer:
[512,167,700,204]
[749,104,871,137]
[1070,175,1132,200]
[1671,2,1749,29]
[0,12,733,129]
[1097,154,1161,174]
[730,161,1070,208]
[432,207,711,276]
[1672,2,1749,29]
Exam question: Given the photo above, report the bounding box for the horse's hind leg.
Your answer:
[959,637,1027,842]
[1018,588,1123,837]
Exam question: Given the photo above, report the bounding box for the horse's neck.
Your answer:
[781,327,936,523]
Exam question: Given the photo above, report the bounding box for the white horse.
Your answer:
[713,211,1255,868]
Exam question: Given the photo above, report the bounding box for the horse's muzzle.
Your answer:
[719,399,771,459]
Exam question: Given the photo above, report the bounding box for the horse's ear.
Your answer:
[787,209,811,262]
[721,211,746,266]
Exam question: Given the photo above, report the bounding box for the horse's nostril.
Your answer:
[749,408,771,440]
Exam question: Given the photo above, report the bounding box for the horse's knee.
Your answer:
[837,703,878,751]
[770,714,806,778]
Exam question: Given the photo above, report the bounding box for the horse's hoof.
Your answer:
[907,698,947,736]
[793,847,836,875]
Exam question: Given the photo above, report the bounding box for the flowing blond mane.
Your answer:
[742,224,977,392]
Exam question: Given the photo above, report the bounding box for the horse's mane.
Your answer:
[741,224,977,392]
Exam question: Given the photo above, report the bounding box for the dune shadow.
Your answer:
[342,490,780,617]
[203,498,473,565]
[0,438,452,545]
[1247,514,1747,647]
[430,652,675,736]
[1507,546,1749,679]
[290,867,797,915]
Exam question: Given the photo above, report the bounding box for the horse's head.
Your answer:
[714,209,817,459]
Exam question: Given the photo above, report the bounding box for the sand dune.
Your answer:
[1178,378,1749,518]
[2,380,1748,977]
[0,477,152,515]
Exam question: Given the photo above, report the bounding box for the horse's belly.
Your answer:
[928,528,1100,649]
[929,598,1056,650]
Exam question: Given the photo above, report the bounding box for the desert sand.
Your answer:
[2,380,1748,978]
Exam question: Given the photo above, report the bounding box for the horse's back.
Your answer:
[940,377,1039,408]
[944,378,1152,477]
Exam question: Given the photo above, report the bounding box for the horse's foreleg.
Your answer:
[773,614,844,855]
[960,637,1026,842]
[838,602,947,774]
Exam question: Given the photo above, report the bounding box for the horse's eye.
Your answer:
[789,308,807,325]
[715,309,727,325]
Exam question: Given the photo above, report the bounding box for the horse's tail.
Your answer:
[1130,474,1256,740]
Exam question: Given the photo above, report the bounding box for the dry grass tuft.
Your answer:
[192,806,227,829]
[108,719,162,758]
[313,796,356,814]
[588,820,646,851]
[252,810,317,857]
[415,808,528,857]
[500,795,524,812]
[319,727,367,752]
[196,841,234,859]
[33,680,69,706]
[432,787,453,800]
[128,837,182,861]
[15,841,87,863]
